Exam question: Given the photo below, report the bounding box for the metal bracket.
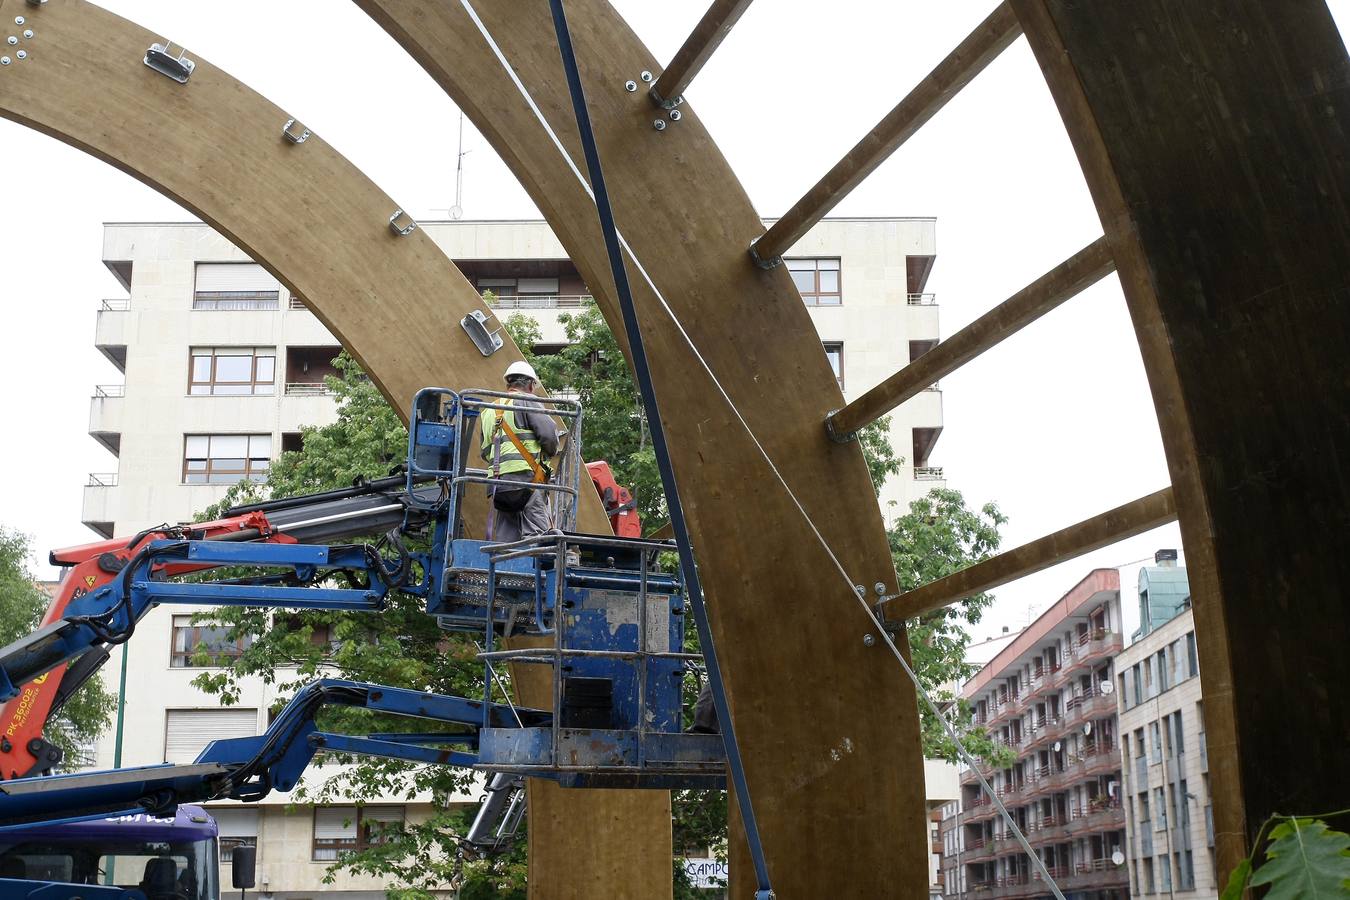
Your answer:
[648,85,684,110]
[282,117,310,144]
[460,309,504,357]
[144,41,195,84]
[388,208,417,236]
[748,237,782,271]
[823,409,859,444]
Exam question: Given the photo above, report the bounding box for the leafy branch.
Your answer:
[1221,809,1350,900]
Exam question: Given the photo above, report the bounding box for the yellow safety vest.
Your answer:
[480,397,544,477]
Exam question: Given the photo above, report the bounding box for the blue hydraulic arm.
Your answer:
[0,679,546,829]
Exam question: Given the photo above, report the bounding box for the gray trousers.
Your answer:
[488,472,554,543]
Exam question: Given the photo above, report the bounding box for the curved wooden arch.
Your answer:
[0,1,671,897]
[356,2,928,896]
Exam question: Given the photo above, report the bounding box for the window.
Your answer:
[211,808,259,864]
[823,342,844,390]
[164,708,257,763]
[1185,632,1199,677]
[193,263,280,310]
[1158,854,1172,891]
[1143,856,1155,893]
[183,434,272,484]
[1155,787,1167,830]
[1157,648,1172,692]
[312,806,404,861]
[1150,721,1162,761]
[1179,849,1195,889]
[171,615,253,667]
[786,258,842,305]
[189,347,276,396]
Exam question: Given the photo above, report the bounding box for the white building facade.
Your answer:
[1116,558,1217,897]
[80,217,945,896]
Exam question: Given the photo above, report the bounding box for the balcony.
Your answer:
[1066,629,1123,671]
[486,293,590,310]
[1065,859,1129,891]
[1065,798,1123,833]
[95,301,128,371]
[284,382,332,396]
[88,387,125,455]
[914,465,945,481]
[1064,688,1117,723]
[907,292,937,305]
[82,476,117,538]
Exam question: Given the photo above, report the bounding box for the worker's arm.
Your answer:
[524,406,560,457]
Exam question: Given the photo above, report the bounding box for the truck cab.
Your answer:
[0,805,223,900]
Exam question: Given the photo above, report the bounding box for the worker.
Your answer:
[481,360,560,542]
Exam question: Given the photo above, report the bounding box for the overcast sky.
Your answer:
[2,1,1345,641]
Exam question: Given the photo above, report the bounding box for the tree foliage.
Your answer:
[1222,813,1350,900]
[0,529,116,766]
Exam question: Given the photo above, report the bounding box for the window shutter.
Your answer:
[314,807,358,840]
[195,263,279,294]
[164,709,257,763]
[209,808,259,838]
[362,806,403,825]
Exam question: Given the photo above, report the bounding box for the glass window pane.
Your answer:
[213,458,246,472]
[185,436,210,457]
[189,385,212,396]
[214,355,253,382]
[819,258,840,270]
[191,355,212,382]
[255,356,275,382]
[214,383,253,396]
[209,473,242,485]
[785,259,814,271]
[817,270,839,292]
[249,435,273,456]
[185,460,207,472]
[184,473,208,485]
[816,295,842,306]
[790,271,815,293]
[211,435,249,458]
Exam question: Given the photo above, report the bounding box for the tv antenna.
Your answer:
[431,112,471,220]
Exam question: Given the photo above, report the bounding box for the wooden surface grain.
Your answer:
[1014,0,1350,875]
[357,1,931,896]
[0,1,651,896]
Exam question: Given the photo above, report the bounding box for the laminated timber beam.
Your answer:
[0,2,655,897]
[751,2,1022,267]
[881,488,1177,622]
[1012,0,1350,877]
[649,0,754,108]
[827,235,1114,440]
[356,1,932,896]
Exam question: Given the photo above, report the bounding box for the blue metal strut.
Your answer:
[543,3,776,895]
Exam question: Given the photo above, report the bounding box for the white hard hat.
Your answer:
[504,360,540,383]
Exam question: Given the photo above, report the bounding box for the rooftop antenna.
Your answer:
[430,112,471,220]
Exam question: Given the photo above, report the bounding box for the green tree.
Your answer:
[0,528,116,767]
[889,489,1014,767]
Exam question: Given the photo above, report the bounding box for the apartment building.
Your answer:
[80,217,944,897]
[1116,555,1216,897]
[940,569,1129,900]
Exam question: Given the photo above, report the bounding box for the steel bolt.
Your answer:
[863,633,876,647]
[854,584,866,596]
[15,50,25,59]
[640,70,653,83]
[6,36,17,45]
[1,57,10,66]
[13,17,23,26]
[624,79,637,92]
[669,109,682,121]
[874,582,886,595]
[653,118,667,131]
[23,29,32,38]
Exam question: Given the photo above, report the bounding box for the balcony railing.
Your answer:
[88,473,118,487]
[285,382,332,396]
[289,296,308,310]
[485,294,590,309]
[92,384,125,399]
[907,292,937,305]
[915,466,945,480]
[100,298,130,311]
